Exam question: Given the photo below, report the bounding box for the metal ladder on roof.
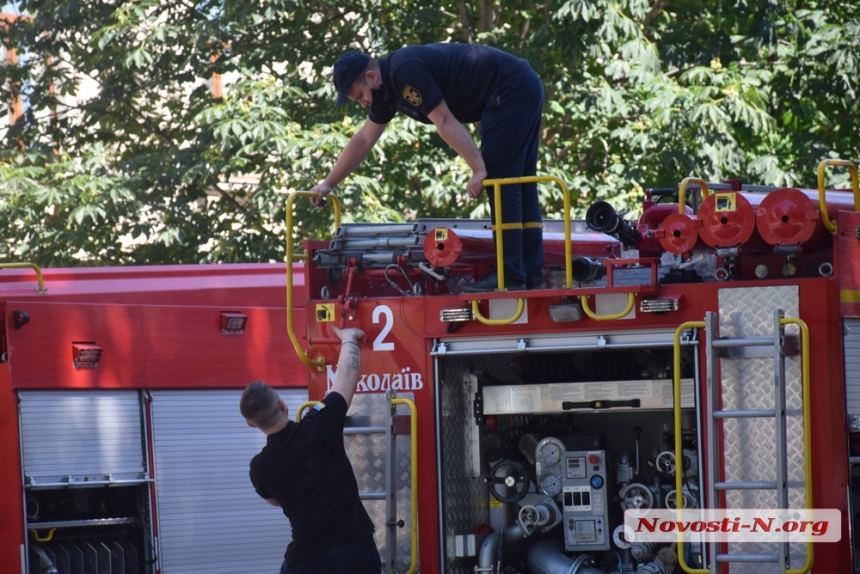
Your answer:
[699,309,812,574]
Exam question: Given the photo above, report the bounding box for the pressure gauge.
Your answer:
[536,437,565,467]
[540,474,563,497]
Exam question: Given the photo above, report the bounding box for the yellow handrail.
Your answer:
[579,292,635,321]
[0,262,48,294]
[295,401,320,422]
[470,298,525,326]
[467,175,571,328]
[285,191,342,371]
[780,317,814,574]
[816,159,859,233]
[482,175,574,288]
[673,321,706,574]
[392,396,419,574]
[677,177,711,214]
[29,528,55,542]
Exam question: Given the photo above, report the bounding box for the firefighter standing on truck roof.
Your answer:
[311,42,547,292]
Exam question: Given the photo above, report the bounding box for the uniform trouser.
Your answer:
[480,67,545,284]
[279,535,381,574]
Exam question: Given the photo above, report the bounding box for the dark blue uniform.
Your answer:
[368,43,545,287]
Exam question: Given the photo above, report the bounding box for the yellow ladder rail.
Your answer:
[391,396,419,574]
[780,317,814,574]
[673,321,707,574]
[285,191,342,371]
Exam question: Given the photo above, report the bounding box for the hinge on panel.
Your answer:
[473,389,485,426]
[679,328,698,343]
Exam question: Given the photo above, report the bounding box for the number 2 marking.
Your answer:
[372,305,395,351]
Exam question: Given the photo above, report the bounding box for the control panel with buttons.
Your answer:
[560,449,609,551]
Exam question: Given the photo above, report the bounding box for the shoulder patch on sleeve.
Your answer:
[313,402,325,411]
[402,85,423,107]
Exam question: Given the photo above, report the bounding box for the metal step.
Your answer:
[715,480,779,491]
[713,408,777,419]
[716,553,780,563]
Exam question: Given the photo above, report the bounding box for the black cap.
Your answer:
[333,51,371,107]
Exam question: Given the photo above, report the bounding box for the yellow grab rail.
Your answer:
[677,177,711,213]
[816,159,859,233]
[392,396,419,574]
[296,401,320,422]
[780,316,814,574]
[470,297,525,326]
[482,175,575,288]
[468,175,572,328]
[285,191,342,371]
[579,292,635,321]
[29,528,55,543]
[673,321,707,574]
[0,262,48,294]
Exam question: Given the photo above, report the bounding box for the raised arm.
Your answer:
[426,99,488,199]
[311,120,388,207]
[327,326,366,408]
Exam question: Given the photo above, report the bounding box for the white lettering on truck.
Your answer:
[326,365,424,392]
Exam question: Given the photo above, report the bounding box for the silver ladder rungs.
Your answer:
[710,336,775,349]
[713,409,776,419]
[345,426,387,435]
[359,491,387,501]
[715,480,778,491]
[716,553,780,563]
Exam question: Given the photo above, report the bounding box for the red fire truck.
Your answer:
[295,160,859,574]
[0,263,311,574]
[2,158,859,574]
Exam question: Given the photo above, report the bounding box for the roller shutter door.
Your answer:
[847,319,860,422]
[151,389,307,574]
[19,390,146,486]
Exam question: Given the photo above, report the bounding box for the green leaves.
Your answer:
[1,0,857,265]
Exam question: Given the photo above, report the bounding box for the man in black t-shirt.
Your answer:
[311,43,546,292]
[240,327,380,574]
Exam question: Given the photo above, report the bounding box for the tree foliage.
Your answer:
[1,0,857,266]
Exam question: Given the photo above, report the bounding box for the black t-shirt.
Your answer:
[368,43,534,125]
[249,392,375,565]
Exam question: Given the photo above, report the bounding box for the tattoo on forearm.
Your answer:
[348,345,360,370]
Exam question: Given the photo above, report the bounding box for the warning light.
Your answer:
[72,343,102,370]
[220,311,248,334]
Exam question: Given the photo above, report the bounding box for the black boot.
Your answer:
[461,271,526,293]
[527,272,546,290]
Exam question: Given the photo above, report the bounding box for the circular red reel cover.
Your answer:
[422,228,463,267]
[698,192,755,248]
[756,187,819,246]
[658,212,700,254]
